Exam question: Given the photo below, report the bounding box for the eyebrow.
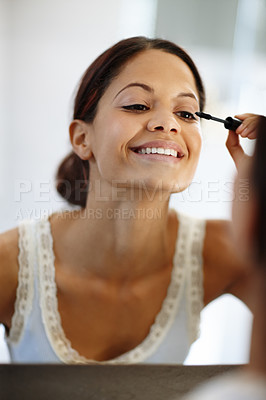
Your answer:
[177,92,199,103]
[113,82,199,103]
[114,83,153,99]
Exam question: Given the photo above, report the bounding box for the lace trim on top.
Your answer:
[6,221,35,344]
[183,214,206,344]
[36,211,194,364]
[7,210,205,363]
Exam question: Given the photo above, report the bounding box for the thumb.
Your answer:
[226,130,245,170]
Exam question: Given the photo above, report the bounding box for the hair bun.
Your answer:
[55,152,89,207]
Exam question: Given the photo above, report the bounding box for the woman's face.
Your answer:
[87,49,202,194]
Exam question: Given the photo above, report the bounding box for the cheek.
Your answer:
[98,114,138,151]
[93,118,122,156]
[92,115,136,176]
[232,179,249,253]
[175,131,201,190]
[187,129,202,163]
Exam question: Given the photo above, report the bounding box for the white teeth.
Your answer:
[170,149,177,157]
[136,147,181,157]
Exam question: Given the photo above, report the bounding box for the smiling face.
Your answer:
[87,49,202,194]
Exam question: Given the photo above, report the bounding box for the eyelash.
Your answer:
[176,111,197,120]
[122,104,149,112]
[122,104,196,120]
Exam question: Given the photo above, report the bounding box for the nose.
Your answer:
[147,111,180,134]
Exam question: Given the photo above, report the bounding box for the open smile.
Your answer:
[129,141,185,162]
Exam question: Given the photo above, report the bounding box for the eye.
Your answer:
[122,104,150,112]
[175,111,196,120]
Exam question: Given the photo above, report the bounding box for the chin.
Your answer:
[135,173,192,192]
[137,178,187,198]
[169,182,190,194]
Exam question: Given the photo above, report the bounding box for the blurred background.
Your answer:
[0,0,265,363]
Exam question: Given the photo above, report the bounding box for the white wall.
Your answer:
[0,0,8,205]
[1,0,123,232]
[0,0,10,362]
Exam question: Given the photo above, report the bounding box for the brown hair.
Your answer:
[250,116,266,266]
[55,36,206,207]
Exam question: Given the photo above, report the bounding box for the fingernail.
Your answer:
[236,124,244,133]
[241,127,249,137]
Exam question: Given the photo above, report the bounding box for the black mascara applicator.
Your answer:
[195,112,242,131]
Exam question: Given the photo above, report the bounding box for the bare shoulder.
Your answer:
[204,219,233,258]
[202,219,251,306]
[0,227,19,326]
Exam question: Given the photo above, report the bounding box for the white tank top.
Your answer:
[5,210,206,364]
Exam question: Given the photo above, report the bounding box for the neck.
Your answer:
[54,183,177,283]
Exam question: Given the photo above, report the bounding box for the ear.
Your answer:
[69,120,93,160]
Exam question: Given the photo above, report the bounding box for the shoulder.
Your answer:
[204,219,233,256]
[202,219,251,305]
[0,226,20,326]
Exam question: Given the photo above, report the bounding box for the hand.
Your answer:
[235,113,260,139]
[226,113,261,170]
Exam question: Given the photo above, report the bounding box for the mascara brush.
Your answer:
[195,111,242,131]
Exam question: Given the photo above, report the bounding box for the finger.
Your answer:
[236,122,245,134]
[241,128,257,139]
[234,115,250,134]
[226,130,245,170]
[247,131,257,139]
[238,127,248,137]
[234,113,254,120]
[236,118,258,136]
[240,124,258,139]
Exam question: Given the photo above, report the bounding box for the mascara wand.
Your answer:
[195,111,242,131]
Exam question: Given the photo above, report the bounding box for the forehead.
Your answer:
[105,49,198,98]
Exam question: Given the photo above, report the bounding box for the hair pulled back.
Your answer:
[56,36,206,207]
[250,116,266,266]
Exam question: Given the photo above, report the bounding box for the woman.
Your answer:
[182,116,266,399]
[0,37,260,364]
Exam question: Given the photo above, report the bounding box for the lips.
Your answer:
[130,141,185,158]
